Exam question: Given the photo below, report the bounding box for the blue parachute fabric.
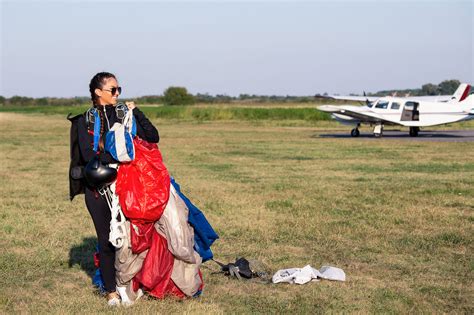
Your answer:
[105,132,118,160]
[92,269,106,294]
[105,113,136,162]
[131,116,137,137]
[92,109,101,152]
[92,244,106,294]
[170,177,219,262]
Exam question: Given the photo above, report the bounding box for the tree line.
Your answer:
[369,79,461,97]
[0,79,464,106]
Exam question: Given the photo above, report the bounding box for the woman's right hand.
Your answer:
[125,101,136,110]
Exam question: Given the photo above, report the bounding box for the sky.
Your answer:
[1,0,473,98]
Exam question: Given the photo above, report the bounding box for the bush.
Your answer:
[163,87,195,106]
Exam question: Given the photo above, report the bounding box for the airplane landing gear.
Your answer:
[351,123,361,137]
[373,124,384,138]
[351,128,360,137]
[409,127,419,137]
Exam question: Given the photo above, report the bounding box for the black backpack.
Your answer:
[213,257,271,281]
[67,113,86,200]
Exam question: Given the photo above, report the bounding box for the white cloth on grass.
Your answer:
[272,265,345,284]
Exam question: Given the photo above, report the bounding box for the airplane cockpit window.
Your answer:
[391,102,400,110]
[404,101,416,110]
[375,101,389,109]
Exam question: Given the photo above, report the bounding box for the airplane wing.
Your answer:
[317,83,471,104]
[315,95,379,102]
[316,94,454,102]
[317,105,389,124]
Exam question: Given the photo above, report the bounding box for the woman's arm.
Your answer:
[131,106,160,143]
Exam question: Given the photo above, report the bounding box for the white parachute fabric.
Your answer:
[272,265,345,284]
[154,184,197,264]
[319,265,346,281]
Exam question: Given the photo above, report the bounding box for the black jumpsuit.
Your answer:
[77,105,159,292]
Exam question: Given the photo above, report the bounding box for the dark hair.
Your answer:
[89,72,116,151]
[89,72,116,105]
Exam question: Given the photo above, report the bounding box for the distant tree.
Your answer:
[239,94,251,100]
[0,96,5,105]
[438,80,461,95]
[195,93,214,103]
[136,95,163,104]
[421,83,439,95]
[9,96,34,106]
[215,94,233,103]
[163,87,195,105]
[36,97,48,106]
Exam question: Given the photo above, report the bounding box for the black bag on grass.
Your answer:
[213,257,270,281]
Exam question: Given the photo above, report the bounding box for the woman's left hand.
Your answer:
[125,101,136,110]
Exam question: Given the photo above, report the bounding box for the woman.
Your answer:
[77,72,159,305]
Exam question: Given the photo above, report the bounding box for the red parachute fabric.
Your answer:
[116,138,200,299]
[130,222,155,254]
[133,228,185,299]
[93,252,100,268]
[116,138,170,223]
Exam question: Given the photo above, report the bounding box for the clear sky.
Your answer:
[1,0,472,98]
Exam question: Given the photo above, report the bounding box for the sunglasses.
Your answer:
[102,86,122,95]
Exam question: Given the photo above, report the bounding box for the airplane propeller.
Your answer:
[357,91,371,107]
[364,91,371,107]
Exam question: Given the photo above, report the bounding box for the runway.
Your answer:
[317,130,474,142]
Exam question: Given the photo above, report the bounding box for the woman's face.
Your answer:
[95,77,121,106]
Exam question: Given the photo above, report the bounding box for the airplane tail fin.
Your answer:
[449,83,471,102]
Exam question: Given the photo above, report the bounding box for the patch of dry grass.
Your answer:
[0,112,472,313]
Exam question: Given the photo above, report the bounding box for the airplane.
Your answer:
[316,83,473,137]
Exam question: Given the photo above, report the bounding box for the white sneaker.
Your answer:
[117,286,144,307]
[106,292,121,307]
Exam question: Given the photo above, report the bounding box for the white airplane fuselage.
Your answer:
[339,96,473,126]
[317,83,473,137]
[318,95,473,137]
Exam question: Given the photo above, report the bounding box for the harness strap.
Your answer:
[98,177,127,249]
[92,109,101,153]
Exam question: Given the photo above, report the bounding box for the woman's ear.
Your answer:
[94,88,103,99]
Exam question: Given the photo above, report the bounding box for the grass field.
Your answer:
[0,104,332,123]
[0,112,473,313]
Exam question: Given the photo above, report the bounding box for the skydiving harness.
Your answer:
[98,179,127,249]
[86,103,130,249]
[86,104,128,149]
[212,257,271,282]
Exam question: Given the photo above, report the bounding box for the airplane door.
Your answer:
[401,101,420,121]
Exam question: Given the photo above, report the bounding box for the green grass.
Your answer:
[0,105,90,116]
[0,104,332,122]
[0,112,473,313]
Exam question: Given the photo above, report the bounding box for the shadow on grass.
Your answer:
[68,236,98,279]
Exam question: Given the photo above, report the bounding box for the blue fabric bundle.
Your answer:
[92,269,106,294]
[105,110,137,162]
[171,177,219,262]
